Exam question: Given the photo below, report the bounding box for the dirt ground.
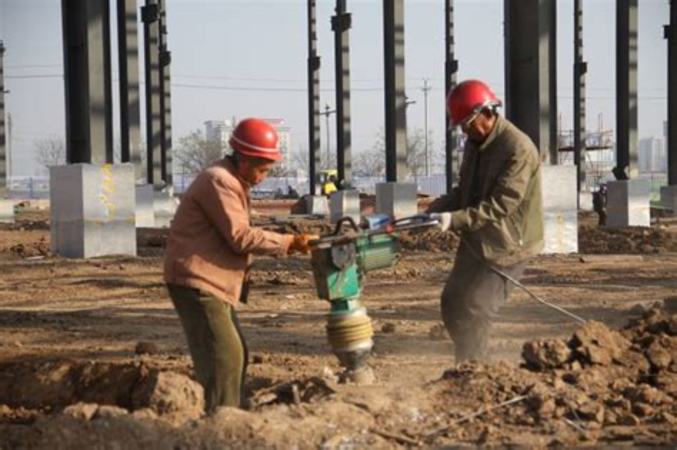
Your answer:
[0,207,676,449]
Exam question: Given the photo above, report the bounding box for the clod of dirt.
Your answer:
[130,370,204,421]
[380,322,396,334]
[249,376,336,409]
[522,339,572,370]
[7,238,51,258]
[134,341,160,356]
[570,321,631,366]
[428,323,448,341]
[63,403,98,421]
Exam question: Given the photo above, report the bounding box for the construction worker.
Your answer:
[428,80,544,362]
[164,117,318,411]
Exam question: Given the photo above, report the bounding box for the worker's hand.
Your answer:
[429,212,453,233]
[289,234,319,254]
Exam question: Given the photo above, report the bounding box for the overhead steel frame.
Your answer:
[383,0,408,182]
[61,0,114,164]
[307,0,322,195]
[117,0,142,179]
[614,0,638,180]
[332,0,352,187]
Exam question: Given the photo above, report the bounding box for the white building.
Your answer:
[639,136,666,173]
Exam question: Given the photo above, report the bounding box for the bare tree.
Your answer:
[34,137,66,174]
[174,130,224,175]
[354,128,433,178]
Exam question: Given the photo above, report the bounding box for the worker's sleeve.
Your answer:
[198,175,294,256]
[425,187,460,213]
[451,147,536,233]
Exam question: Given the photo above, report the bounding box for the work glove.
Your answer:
[429,212,453,233]
[289,234,319,255]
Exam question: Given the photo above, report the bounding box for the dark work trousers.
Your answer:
[440,243,526,362]
[167,284,248,412]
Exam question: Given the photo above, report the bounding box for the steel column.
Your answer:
[574,0,587,192]
[159,0,172,186]
[444,0,458,193]
[0,41,6,188]
[504,0,552,157]
[307,0,321,195]
[117,0,142,179]
[332,0,352,187]
[383,0,408,182]
[548,1,558,165]
[142,0,163,187]
[61,0,114,164]
[666,0,677,185]
[615,0,638,179]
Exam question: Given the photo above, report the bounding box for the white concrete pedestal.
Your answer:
[329,189,360,224]
[153,186,177,228]
[0,199,14,223]
[659,185,677,216]
[375,182,417,219]
[606,179,651,227]
[304,195,329,216]
[50,163,136,258]
[135,184,155,227]
[541,165,578,254]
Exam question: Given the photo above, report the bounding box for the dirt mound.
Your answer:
[579,225,677,254]
[398,229,459,252]
[6,237,51,258]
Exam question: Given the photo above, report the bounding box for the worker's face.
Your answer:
[237,157,276,186]
[461,110,496,143]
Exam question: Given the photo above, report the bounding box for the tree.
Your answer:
[353,127,434,178]
[174,130,224,175]
[34,137,66,174]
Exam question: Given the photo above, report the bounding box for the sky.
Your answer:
[0,0,670,176]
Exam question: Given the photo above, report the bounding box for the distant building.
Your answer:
[639,136,666,173]
[204,117,292,168]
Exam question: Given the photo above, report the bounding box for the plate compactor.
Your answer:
[308,214,439,383]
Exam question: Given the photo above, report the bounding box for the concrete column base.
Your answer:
[153,187,178,228]
[375,182,417,220]
[659,185,677,216]
[303,194,329,216]
[50,163,136,258]
[135,184,155,227]
[606,179,651,227]
[0,199,15,223]
[541,165,578,254]
[329,189,360,224]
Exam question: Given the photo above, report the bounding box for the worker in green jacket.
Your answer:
[429,79,544,362]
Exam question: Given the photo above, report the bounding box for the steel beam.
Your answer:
[0,41,6,189]
[666,0,677,186]
[615,0,638,180]
[307,0,321,195]
[383,0,408,182]
[548,1,558,165]
[573,0,587,192]
[504,0,553,158]
[332,0,352,187]
[142,0,163,187]
[61,0,114,164]
[158,0,172,186]
[117,0,142,179]
[444,0,458,193]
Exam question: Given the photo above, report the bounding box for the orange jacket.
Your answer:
[164,157,293,305]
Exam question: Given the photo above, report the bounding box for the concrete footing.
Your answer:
[375,182,417,219]
[606,179,651,227]
[659,185,677,216]
[0,199,15,223]
[50,163,136,258]
[135,185,155,227]
[329,189,360,224]
[153,187,178,228]
[541,165,578,254]
[304,195,329,216]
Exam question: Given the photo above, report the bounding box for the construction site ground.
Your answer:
[0,206,676,449]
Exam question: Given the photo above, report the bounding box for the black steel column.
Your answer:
[307,0,321,195]
[61,0,114,164]
[444,0,458,193]
[158,0,172,186]
[615,0,638,179]
[142,0,162,187]
[332,0,352,187]
[548,1,558,165]
[504,0,552,157]
[574,0,587,191]
[666,0,677,186]
[0,41,6,188]
[383,0,408,182]
[117,0,142,178]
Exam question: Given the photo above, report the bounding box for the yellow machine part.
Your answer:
[326,311,374,353]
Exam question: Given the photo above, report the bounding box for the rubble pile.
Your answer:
[579,225,677,254]
[398,229,459,252]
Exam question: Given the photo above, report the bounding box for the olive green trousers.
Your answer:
[167,284,248,411]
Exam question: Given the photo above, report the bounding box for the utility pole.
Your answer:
[422,78,431,176]
[319,104,336,169]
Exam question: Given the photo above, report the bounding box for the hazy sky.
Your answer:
[0,0,669,176]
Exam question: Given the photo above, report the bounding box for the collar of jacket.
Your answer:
[476,114,505,153]
[222,156,252,192]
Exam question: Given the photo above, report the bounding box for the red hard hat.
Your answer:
[447,79,502,127]
[229,118,282,161]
